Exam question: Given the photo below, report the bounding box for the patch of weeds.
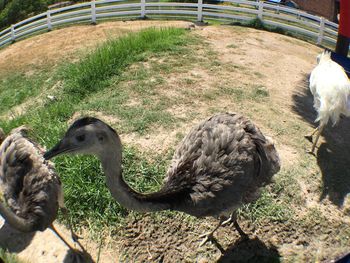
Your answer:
[210,60,222,68]
[227,43,238,49]
[253,71,265,78]
[0,70,54,114]
[56,146,169,229]
[0,248,25,263]
[117,105,176,134]
[239,189,292,224]
[272,169,303,205]
[62,27,188,101]
[299,207,325,228]
[251,85,269,99]
[182,78,196,85]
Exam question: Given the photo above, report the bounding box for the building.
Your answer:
[292,0,340,22]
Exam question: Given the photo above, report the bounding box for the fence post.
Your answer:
[91,0,97,24]
[197,0,203,22]
[10,25,16,42]
[47,10,52,31]
[317,17,325,45]
[141,0,146,19]
[258,1,263,20]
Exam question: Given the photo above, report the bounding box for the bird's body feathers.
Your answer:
[309,51,350,126]
[0,127,62,231]
[160,113,280,217]
[45,113,280,219]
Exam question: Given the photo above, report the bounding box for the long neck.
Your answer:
[0,202,38,232]
[99,133,170,213]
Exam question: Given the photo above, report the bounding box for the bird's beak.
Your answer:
[44,139,69,160]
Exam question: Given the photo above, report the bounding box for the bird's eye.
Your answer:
[76,134,85,142]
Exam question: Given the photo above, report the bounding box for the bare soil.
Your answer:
[1,20,350,263]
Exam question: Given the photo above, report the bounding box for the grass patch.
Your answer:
[56,147,169,229]
[239,189,292,224]
[0,71,54,114]
[62,27,188,102]
[0,248,25,263]
[0,27,190,229]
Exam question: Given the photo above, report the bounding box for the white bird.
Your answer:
[306,50,350,154]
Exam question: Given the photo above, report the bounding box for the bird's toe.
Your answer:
[71,232,82,242]
[306,149,316,156]
[304,135,313,142]
[199,232,215,247]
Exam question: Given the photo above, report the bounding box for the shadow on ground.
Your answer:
[292,74,350,207]
[0,222,35,253]
[217,237,280,263]
[63,249,95,263]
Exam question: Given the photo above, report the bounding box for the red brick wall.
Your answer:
[292,0,336,21]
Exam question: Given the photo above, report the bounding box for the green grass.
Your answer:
[56,147,169,228]
[62,27,188,102]
[0,71,54,114]
[0,248,24,263]
[0,27,190,229]
[239,189,292,224]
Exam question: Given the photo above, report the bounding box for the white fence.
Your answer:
[0,0,339,48]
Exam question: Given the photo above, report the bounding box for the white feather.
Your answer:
[309,51,350,126]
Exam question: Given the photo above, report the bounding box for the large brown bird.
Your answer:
[0,126,80,251]
[44,113,280,245]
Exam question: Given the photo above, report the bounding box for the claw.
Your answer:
[199,232,215,247]
[304,135,313,143]
[71,232,82,243]
[306,150,316,156]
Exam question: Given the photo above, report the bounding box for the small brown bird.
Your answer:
[45,113,280,246]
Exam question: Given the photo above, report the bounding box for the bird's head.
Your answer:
[44,117,118,160]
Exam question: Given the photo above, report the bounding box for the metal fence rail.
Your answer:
[0,0,339,48]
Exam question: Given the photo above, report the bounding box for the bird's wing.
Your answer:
[162,113,280,210]
[0,134,33,205]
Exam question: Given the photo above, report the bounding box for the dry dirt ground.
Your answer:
[1,20,350,262]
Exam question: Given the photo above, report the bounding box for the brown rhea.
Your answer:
[45,113,280,246]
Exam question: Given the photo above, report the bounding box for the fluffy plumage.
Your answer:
[0,127,87,257]
[0,126,62,232]
[307,51,350,153]
[45,112,280,245]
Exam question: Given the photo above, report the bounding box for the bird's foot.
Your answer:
[199,232,215,247]
[306,150,316,156]
[305,147,317,156]
[233,220,249,241]
[221,216,234,227]
[72,232,82,243]
[304,135,313,143]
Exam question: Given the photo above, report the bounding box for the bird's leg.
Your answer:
[49,224,76,251]
[50,224,88,263]
[309,124,325,154]
[221,212,249,240]
[57,186,83,246]
[60,207,86,253]
[304,127,318,142]
[233,220,249,240]
[199,218,225,247]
